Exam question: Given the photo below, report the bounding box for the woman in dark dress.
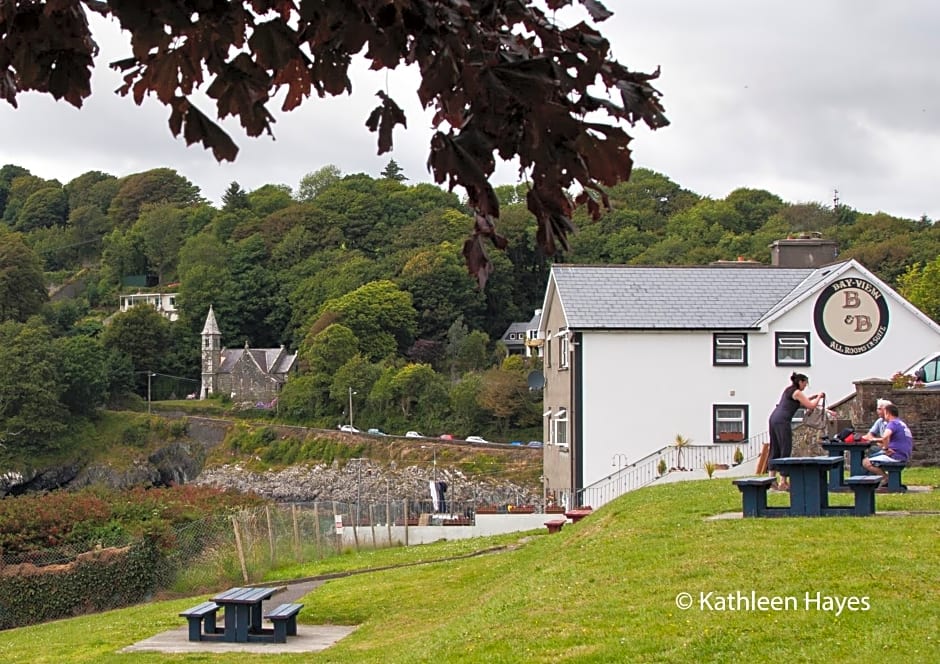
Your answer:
[768,372,825,490]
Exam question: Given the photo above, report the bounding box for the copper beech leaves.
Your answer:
[0,0,669,286]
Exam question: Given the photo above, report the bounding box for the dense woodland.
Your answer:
[2,161,940,460]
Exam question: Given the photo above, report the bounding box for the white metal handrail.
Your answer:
[576,431,769,509]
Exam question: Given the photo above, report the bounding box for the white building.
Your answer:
[539,255,940,508]
[119,292,179,321]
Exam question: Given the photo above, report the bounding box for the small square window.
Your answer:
[713,404,748,442]
[776,332,810,366]
[713,334,747,366]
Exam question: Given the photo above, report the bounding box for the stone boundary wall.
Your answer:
[847,379,940,466]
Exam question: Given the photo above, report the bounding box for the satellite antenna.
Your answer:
[527,370,545,390]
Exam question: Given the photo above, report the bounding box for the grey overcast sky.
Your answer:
[2,1,939,219]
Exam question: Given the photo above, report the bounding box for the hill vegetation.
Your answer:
[2,161,940,463]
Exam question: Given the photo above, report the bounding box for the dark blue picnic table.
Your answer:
[772,456,845,516]
[212,586,279,642]
[820,441,870,491]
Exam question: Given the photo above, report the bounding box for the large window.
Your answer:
[776,332,810,366]
[713,405,748,442]
[713,334,747,366]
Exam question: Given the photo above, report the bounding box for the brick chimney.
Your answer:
[769,233,839,267]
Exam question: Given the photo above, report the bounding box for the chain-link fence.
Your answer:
[1,498,484,601]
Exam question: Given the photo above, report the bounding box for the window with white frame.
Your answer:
[558,330,570,369]
[775,332,810,366]
[553,408,568,448]
[713,404,748,442]
[713,333,747,365]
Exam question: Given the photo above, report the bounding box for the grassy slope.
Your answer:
[1,469,938,663]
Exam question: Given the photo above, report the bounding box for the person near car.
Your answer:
[767,372,825,491]
[862,404,913,486]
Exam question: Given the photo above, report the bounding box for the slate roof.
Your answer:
[548,262,850,329]
[218,348,297,377]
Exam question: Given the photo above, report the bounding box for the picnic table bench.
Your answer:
[870,459,908,492]
[179,601,220,641]
[264,602,304,643]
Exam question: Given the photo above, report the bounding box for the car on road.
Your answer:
[439,434,454,440]
[367,428,387,436]
[510,441,523,446]
[527,440,543,448]
[339,424,359,433]
[405,430,424,438]
[466,435,488,444]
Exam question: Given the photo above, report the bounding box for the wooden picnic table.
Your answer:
[211,586,279,642]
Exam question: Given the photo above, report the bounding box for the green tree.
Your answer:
[52,335,110,415]
[898,258,940,323]
[221,181,250,211]
[64,170,119,213]
[297,165,342,202]
[380,159,407,182]
[248,184,293,216]
[399,242,486,341]
[300,323,359,374]
[0,231,47,322]
[15,186,68,232]
[132,203,187,283]
[100,305,172,387]
[314,280,417,361]
[0,319,67,451]
[477,364,530,434]
[107,168,202,228]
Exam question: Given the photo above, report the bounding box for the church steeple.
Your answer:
[200,306,222,398]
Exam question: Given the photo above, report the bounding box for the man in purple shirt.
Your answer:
[862,404,913,486]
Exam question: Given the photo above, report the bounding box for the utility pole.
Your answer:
[348,387,356,428]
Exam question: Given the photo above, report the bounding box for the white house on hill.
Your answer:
[539,256,940,508]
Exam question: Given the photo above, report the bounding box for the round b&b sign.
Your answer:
[813,277,889,355]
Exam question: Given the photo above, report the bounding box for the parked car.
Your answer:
[466,435,488,444]
[339,424,359,434]
[527,440,543,448]
[903,351,940,389]
[405,430,424,438]
[439,434,454,440]
[367,428,387,436]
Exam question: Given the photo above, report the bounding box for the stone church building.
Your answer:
[199,306,298,403]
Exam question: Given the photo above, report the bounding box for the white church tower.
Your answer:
[200,305,222,399]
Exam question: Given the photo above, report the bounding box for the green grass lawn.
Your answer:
[1,469,938,663]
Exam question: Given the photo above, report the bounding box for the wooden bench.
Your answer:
[180,601,220,641]
[732,477,775,517]
[844,475,882,516]
[869,459,907,492]
[264,602,303,643]
[544,518,566,534]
